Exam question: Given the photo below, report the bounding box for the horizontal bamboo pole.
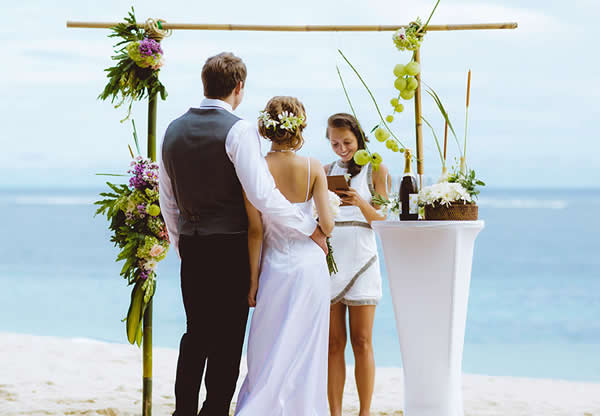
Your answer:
[66,21,518,32]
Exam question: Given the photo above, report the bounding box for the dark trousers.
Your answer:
[174,232,250,416]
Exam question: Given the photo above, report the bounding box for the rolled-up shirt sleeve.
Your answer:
[226,120,317,236]
[158,148,181,257]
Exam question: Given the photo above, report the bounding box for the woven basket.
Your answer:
[424,203,478,221]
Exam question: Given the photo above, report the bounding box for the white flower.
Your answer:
[418,182,471,207]
[258,111,279,129]
[329,191,341,218]
[313,190,341,219]
[393,28,406,40]
[144,259,158,271]
[259,110,304,132]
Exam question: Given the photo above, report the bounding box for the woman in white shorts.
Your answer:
[324,113,389,416]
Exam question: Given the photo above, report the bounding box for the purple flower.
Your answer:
[139,38,163,57]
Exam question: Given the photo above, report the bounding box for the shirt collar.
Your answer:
[199,98,234,114]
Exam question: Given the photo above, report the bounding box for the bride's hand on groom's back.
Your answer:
[310,226,329,255]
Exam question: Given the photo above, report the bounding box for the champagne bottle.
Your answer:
[399,149,419,221]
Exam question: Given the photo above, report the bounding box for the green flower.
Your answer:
[146,204,160,217]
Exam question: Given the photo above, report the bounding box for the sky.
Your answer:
[1,0,599,188]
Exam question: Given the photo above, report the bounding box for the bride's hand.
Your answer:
[248,281,259,307]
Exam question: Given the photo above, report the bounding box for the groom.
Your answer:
[159,52,327,416]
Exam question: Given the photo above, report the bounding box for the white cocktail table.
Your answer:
[372,220,484,416]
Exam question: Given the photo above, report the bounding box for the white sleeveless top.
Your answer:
[327,161,382,306]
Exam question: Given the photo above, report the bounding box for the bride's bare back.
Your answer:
[266,153,316,203]
[266,152,333,235]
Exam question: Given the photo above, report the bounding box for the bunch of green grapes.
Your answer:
[353,149,383,170]
[374,127,403,154]
[384,60,421,123]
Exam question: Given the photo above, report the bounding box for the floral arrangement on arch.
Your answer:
[334,0,442,172]
[98,7,169,121]
[95,154,170,345]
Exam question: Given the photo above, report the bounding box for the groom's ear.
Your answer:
[235,81,244,95]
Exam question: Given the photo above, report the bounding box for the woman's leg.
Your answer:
[328,302,347,416]
[348,305,376,416]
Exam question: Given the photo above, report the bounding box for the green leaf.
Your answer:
[424,86,462,156]
[131,119,141,156]
[337,50,407,150]
[421,116,445,166]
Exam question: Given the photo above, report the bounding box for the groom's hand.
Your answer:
[310,226,328,255]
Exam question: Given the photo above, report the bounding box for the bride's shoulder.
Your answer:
[307,157,323,169]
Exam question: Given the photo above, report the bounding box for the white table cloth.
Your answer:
[372,220,485,416]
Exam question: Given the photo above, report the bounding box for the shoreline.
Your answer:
[1,332,600,415]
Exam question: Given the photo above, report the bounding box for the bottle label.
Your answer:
[409,194,418,214]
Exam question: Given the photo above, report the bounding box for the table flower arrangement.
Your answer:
[418,167,484,220]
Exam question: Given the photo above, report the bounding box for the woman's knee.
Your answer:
[329,332,347,355]
[350,332,373,354]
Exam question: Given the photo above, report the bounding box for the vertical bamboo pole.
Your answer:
[413,48,424,188]
[143,93,157,416]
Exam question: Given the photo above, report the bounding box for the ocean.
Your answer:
[1,187,599,382]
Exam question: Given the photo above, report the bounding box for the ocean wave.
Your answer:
[478,198,568,209]
[0,195,96,206]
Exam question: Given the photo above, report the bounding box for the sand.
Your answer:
[1,332,599,415]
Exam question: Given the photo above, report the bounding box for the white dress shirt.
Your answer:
[159,98,317,257]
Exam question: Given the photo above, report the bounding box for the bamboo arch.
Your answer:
[67,19,517,416]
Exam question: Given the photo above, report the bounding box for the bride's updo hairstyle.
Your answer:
[258,96,307,151]
[326,113,369,178]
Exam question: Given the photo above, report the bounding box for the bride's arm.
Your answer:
[312,159,334,237]
[243,192,263,307]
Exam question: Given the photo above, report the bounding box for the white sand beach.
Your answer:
[1,332,599,416]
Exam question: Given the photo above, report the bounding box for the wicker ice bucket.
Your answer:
[424,203,478,220]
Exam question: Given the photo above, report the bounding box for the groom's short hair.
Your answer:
[201,52,247,99]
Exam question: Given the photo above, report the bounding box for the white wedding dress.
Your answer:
[235,160,330,416]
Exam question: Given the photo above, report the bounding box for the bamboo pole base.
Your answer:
[143,377,152,416]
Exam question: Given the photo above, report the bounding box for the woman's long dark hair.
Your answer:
[326,113,369,177]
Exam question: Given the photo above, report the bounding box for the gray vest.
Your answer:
[161,107,248,237]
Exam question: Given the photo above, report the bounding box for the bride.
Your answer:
[235,96,334,415]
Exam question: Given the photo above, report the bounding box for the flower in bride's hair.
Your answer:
[258,111,279,129]
[278,111,305,132]
[259,110,305,132]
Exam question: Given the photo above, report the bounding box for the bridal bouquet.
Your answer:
[95,156,170,346]
[314,191,341,275]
